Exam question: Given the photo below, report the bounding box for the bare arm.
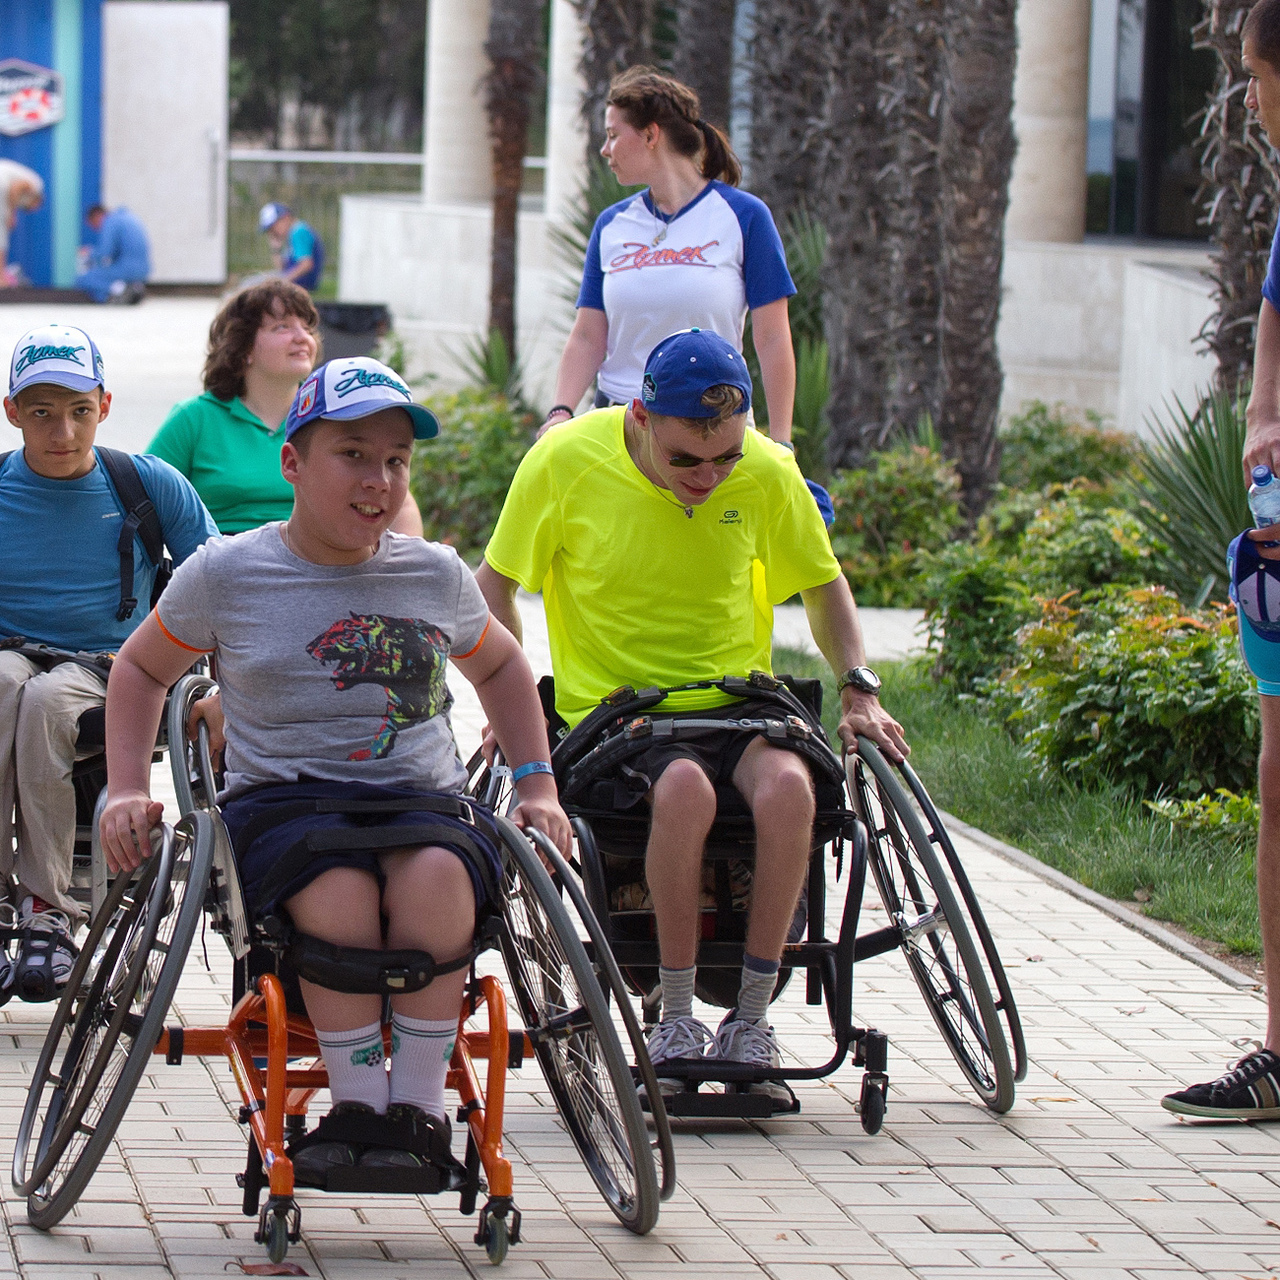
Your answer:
[540,308,609,436]
[476,559,523,645]
[452,619,570,854]
[751,298,796,445]
[800,574,909,761]
[101,615,207,871]
[391,490,424,536]
[283,255,314,283]
[1247,298,1280,481]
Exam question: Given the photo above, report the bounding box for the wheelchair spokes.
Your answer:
[852,742,1014,1113]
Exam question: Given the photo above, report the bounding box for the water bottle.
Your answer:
[1249,465,1280,528]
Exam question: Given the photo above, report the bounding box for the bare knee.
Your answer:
[383,846,476,938]
[750,759,815,827]
[651,757,717,827]
[285,868,382,948]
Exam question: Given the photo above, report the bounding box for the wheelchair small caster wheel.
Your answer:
[265,1211,290,1264]
[480,1211,509,1266]
[860,1074,887,1135]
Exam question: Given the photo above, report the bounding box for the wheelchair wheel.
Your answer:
[496,815,661,1235]
[169,673,219,816]
[850,741,1015,1113]
[13,812,215,1228]
[894,760,1028,1084]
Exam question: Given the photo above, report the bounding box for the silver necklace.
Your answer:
[650,200,676,247]
[627,419,692,516]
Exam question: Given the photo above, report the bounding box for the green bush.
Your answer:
[410,388,533,562]
[1146,788,1259,850]
[999,401,1140,491]
[917,543,1035,691]
[828,443,964,606]
[986,586,1258,798]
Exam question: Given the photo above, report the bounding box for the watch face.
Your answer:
[843,666,880,693]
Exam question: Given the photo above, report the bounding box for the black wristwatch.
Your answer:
[837,666,881,696]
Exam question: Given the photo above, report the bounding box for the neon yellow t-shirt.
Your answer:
[484,406,841,727]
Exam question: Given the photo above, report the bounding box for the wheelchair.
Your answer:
[474,671,1027,1127]
[12,674,676,1267]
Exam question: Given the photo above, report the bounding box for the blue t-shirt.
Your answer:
[92,207,151,281]
[577,181,795,403]
[0,448,218,652]
[284,221,323,291]
[1264,218,1280,314]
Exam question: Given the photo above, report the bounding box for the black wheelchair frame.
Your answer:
[498,672,1026,1124]
[12,674,677,1268]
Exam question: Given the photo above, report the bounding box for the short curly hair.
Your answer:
[203,279,319,402]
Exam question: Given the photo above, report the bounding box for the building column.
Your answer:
[544,0,588,225]
[423,0,492,205]
[1005,0,1091,243]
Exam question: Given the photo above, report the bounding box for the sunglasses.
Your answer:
[649,421,745,469]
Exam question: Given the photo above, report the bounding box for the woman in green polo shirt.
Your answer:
[148,279,422,535]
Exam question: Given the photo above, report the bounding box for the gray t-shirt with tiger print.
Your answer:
[156,524,491,799]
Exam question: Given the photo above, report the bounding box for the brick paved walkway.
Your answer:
[0,614,1274,1279]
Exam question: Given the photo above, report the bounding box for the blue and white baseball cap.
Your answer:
[1230,530,1280,641]
[8,323,105,397]
[285,356,439,443]
[259,201,290,232]
[640,328,752,419]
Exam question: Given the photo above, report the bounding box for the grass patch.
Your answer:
[774,645,1261,956]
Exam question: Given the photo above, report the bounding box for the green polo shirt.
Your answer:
[147,392,295,534]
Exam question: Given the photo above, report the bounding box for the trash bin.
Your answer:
[317,302,392,360]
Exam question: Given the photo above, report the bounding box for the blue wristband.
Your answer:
[512,760,554,783]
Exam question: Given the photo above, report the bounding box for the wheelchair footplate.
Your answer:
[636,1058,801,1118]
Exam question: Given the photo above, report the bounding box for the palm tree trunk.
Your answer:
[935,0,1017,516]
[670,0,737,128]
[485,0,547,360]
[1195,0,1279,395]
[573,0,655,156]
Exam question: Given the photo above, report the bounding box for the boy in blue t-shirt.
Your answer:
[0,323,217,1002]
[260,202,324,292]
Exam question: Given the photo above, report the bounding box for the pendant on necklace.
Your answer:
[651,226,668,247]
[684,506,693,518]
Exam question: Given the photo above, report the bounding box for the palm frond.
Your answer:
[1132,387,1251,601]
[456,326,531,413]
[549,159,644,309]
[793,335,830,479]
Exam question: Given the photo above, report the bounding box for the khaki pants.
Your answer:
[0,652,108,925]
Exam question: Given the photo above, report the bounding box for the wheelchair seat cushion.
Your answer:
[221,780,503,917]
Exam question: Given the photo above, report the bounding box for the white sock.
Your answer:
[659,965,696,1021]
[315,1021,389,1114]
[389,1013,456,1121]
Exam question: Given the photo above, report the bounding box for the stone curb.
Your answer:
[940,809,1264,993]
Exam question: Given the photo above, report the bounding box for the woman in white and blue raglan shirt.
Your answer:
[542,67,798,446]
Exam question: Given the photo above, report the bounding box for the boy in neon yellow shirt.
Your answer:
[479,329,908,1095]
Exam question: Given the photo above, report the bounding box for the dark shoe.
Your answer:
[16,896,76,1002]
[1162,1048,1280,1120]
[290,1101,369,1184]
[357,1103,451,1168]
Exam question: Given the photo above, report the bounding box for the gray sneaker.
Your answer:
[715,1013,793,1107]
[643,1014,717,1100]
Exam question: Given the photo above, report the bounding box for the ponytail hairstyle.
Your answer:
[606,66,742,187]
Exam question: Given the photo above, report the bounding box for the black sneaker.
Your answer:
[357,1103,451,1169]
[291,1101,369,1184]
[1161,1048,1280,1120]
[16,896,76,1002]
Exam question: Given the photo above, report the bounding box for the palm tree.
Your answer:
[573,0,655,155]
[1194,0,1278,394]
[935,0,1017,515]
[484,0,547,361]
[671,0,737,128]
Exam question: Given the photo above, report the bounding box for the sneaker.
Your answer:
[1161,1048,1280,1120]
[15,896,77,1002]
[357,1103,451,1169]
[291,1100,367,1185]
[0,902,17,1008]
[643,1014,717,1101]
[715,1012,793,1107]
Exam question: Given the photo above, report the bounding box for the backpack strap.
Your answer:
[95,447,172,620]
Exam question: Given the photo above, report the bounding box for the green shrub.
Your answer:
[986,586,1258,798]
[1131,389,1251,603]
[1146,788,1260,850]
[828,443,964,606]
[410,388,533,562]
[999,401,1140,491]
[917,543,1035,691]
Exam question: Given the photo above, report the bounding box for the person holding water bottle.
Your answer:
[1161,0,1280,1120]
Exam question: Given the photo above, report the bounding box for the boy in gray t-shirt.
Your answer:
[99,357,570,1182]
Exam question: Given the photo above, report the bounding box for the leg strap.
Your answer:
[284,927,484,995]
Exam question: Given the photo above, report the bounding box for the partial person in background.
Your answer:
[75,204,151,304]
[259,202,325,292]
[541,67,796,446]
[0,160,44,287]
[148,279,422,535]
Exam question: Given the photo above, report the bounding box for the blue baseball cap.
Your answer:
[641,328,752,418]
[1230,530,1280,640]
[259,202,290,232]
[285,356,439,443]
[9,323,105,397]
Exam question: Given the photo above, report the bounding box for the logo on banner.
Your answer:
[0,60,65,137]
